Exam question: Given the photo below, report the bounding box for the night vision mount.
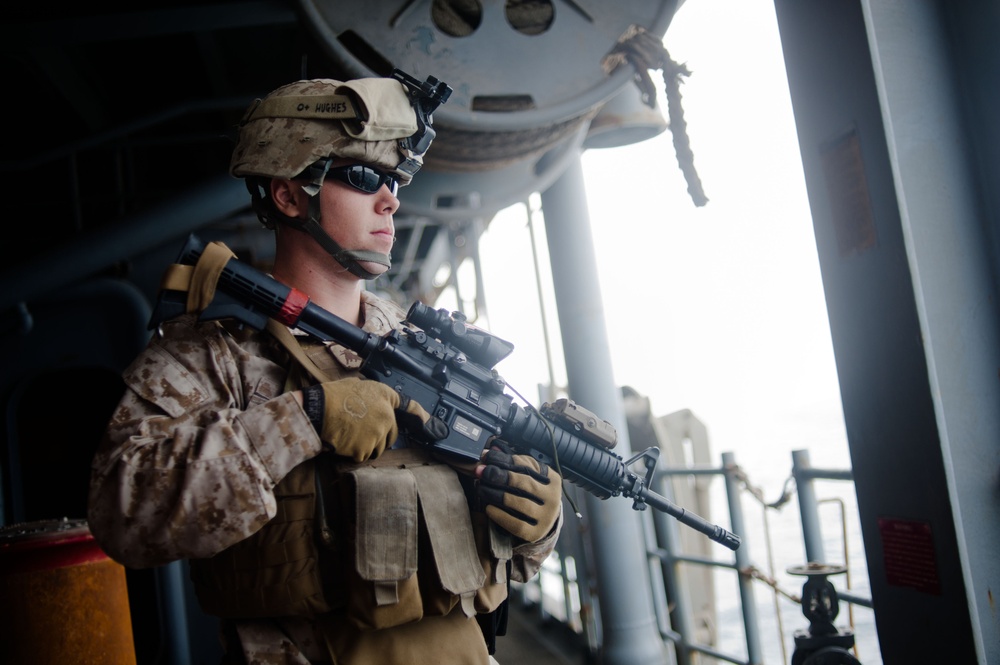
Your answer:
[391,68,453,156]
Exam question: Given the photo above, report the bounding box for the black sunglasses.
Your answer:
[325,164,400,196]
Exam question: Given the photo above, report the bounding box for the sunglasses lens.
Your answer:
[346,165,398,196]
[346,166,379,193]
[319,163,400,196]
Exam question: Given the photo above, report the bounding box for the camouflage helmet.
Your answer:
[230,77,426,186]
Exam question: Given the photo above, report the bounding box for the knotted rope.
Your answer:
[603,25,709,207]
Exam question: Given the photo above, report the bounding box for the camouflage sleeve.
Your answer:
[509,505,564,583]
[87,316,322,569]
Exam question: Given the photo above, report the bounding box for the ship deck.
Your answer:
[494,601,592,665]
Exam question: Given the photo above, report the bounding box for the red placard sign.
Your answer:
[878,517,941,595]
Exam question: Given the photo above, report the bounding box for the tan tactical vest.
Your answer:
[189,326,513,629]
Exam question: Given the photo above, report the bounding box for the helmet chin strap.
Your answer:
[275,162,391,280]
[281,199,391,280]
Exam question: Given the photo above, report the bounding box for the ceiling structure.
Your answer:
[1,0,679,319]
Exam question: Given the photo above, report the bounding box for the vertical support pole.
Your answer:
[722,451,763,665]
[773,1,996,660]
[792,449,826,564]
[540,156,667,665]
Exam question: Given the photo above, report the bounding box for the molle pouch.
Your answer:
[346,465,422,630]
[472,512,513,614]
[340,449,487,630]
[336,79,419,141]
[409,464,485,620]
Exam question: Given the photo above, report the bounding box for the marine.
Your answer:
[88,70,564,665]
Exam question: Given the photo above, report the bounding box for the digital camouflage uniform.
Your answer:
[89,73,561,665]
[88,290,560,664]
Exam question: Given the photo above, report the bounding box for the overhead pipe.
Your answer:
[0,175,248,314]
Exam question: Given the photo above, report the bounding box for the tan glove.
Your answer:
[305,378,446,462]
[477,443,562,542]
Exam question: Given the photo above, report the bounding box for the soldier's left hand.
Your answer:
[477,443,562,542]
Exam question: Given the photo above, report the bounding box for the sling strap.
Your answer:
[156,239,336,386]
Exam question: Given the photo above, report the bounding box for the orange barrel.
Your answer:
[0,518,137,665]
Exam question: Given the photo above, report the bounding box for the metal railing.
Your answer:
[646,451,765,664]
[649,448,873,665]
[515,446,875,665]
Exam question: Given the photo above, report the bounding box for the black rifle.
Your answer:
[151,235,741,551]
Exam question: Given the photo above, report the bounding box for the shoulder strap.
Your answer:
[265,318,336,384]
[157,239,339,387]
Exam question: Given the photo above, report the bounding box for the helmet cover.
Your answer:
[230,77,424,185]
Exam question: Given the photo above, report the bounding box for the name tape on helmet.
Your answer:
[244,94,362,123]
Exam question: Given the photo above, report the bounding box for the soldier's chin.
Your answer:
[357,260,390,277]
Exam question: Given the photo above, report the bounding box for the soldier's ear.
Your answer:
[270,179,307,218]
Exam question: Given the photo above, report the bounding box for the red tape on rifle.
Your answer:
[278,288,309,326]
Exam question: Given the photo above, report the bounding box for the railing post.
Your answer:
[792,449,826,563]
[722,451,763,665]
[649,472,696,665]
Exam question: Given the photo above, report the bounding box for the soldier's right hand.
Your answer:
[303,377,440,461]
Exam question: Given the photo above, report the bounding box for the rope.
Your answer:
[742,565,801,604]
[731,464,796,510]
[603,25,709,207]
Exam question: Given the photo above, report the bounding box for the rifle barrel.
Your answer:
[642,489,742,551]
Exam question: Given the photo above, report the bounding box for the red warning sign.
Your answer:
[878,517,941,595]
